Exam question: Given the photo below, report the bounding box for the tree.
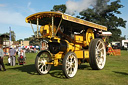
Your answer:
[5,31,16,41]
[79,0,126,41]
[17,39,23,43]
[51,4,66,13]
[24,31,41,46]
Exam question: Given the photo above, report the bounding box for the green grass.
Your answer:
[0,51,128,85]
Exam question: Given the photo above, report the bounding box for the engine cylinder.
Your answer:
[48,40,67,54]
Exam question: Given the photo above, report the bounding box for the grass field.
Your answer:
[0,51,128,85]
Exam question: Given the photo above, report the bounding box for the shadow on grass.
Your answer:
[8,64,91,79]
[49,66,66,79]
[8,64,37,75]
[113,71,128,75]
[8,64,66,78]
[49,65,91,79]
[78,65,91,70]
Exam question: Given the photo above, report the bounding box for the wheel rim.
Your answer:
[38,52,51,74]
[95,40,106,69]
[65,53,78,77]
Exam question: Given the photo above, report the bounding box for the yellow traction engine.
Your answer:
[26,11,108,78]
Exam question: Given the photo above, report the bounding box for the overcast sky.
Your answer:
[0,0,128,40]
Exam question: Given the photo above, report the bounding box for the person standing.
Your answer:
[17,49,26,65]
[9,47,16,66]
[0,46,6,71]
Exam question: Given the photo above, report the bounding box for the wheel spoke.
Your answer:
[70,55,73,62]
[70,67,73,74]
[96,51,99,55]
[66,66,70,70]
[96,57,99,63]
[97,51,105,66]
[66,66,71,74]
[96,41,101,50]
[66,60,70,66]
[99,58,103,65]
[72,60,75,64]
[99,46,104,51]
[66,69,69,74]
[38,58,43,63]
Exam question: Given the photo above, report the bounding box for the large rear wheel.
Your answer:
[35,50,52,74]
[62,52,78,78]
[89,39,106,70]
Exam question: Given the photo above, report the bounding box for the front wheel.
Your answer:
[89,39,106,70]
[35,50,52,75]
[62,52,78,78]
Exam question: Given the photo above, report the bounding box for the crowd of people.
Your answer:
[0,46,26,71]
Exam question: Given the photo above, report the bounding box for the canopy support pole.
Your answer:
[55,18,62,36]
[30,21,36,38]
[37,17,39,38]
[52,16,54,37]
